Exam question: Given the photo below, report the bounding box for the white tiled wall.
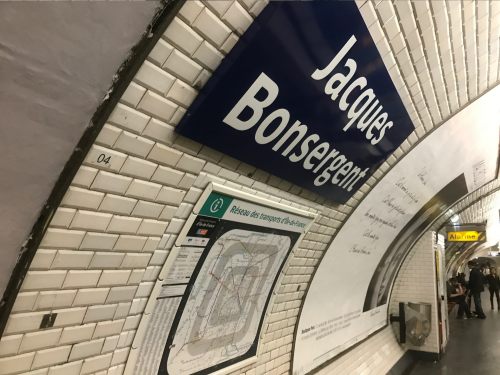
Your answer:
[1,1,499,374]
[316,327,405,375]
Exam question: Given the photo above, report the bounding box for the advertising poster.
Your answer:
[135,187,314,375]
[293,85,500,374]
[176,1,414,203]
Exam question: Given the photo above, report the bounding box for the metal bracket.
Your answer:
[389,302,406,344]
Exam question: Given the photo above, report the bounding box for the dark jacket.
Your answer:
[486,274,500,290]
[469,268,485,293]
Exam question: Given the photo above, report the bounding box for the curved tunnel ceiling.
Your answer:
[434,181,500,273]
[433,178,500,231]
[0,1,499,375]
[0,1,161,297]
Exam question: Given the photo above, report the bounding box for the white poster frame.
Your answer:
[126,182,316,375]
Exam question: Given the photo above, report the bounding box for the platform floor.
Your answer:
[409,299,500,375]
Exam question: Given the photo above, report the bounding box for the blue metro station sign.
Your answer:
[176,1,414,204]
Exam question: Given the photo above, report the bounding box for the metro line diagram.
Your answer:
[166,228,292,374]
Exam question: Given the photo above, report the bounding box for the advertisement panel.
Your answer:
[176,1,414,204]
[134,186,314,375]
[293,85,500,374]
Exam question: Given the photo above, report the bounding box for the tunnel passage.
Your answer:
[0,1,499,375]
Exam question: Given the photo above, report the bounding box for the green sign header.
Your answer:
[199,192,233,218]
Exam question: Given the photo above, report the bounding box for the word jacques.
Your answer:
[223,35,396,192]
